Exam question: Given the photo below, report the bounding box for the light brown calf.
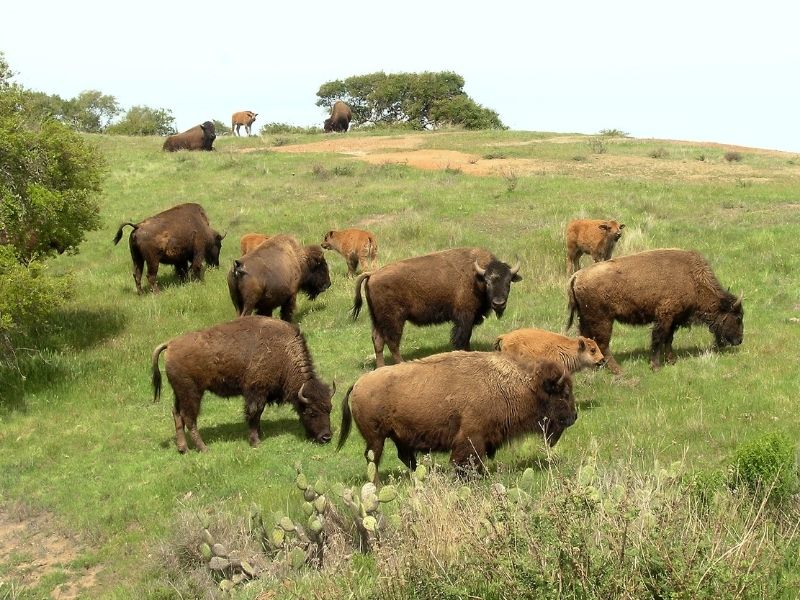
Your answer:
[495,328,605,373]
[239,233,270,256]
[321,228,378,276]
[231,111,258,136]
[566,219,625,275]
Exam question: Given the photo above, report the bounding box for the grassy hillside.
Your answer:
[1,130,798,598]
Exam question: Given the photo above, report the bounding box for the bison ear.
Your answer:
[619,223,626,229]
[577,337,586,351]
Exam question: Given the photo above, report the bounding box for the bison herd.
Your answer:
[116,169,744,482]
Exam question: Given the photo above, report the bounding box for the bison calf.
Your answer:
[239,233,271,255]
[163,121,216,152]
[566,219,625,275]
[495,328,605,373]
[337,351,576,481]
[227,234,331,322]
[352,247,521,367]
[567,248,744,374]
[232,110,258,136]
[152,316,334,452]
[321,228,378,276]
[113,202,224,294]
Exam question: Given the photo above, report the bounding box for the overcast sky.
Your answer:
[5,0,799,152]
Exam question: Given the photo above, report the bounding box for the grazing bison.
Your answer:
[323,101,352,133]
[566,219,625,275]
[352,248,521,367]
[495,328,605,374]
[337,351,576,481]
[239,232,271,255]
[227,234,331,321]
[162,121,216,152]
[567,248,744,374]
[152,316,335,452]
[321,228,378,276]
[113,203,224,294]
[232,110,258,136]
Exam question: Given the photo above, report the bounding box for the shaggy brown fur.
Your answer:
[566,219,625,275]
[152,316,334,452]
[112,203,224,294]
[495,328,605,373]
[352,248,521,367]
[337,351,576,481]
[227,234,331,321]
[162,121,216,152]
[323,101,352,133]
[231,110,258,136]
[321,228,378,276]
[567,248,744,374]
[239,233,271,255]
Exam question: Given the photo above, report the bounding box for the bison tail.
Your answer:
[565,273,579,332]
[350,272,371,320]
[151,343,169,403]
[336,385,355,452]
[112,222,137,245]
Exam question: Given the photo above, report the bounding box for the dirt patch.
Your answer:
[0,505,99,599]
[265,133,796,182]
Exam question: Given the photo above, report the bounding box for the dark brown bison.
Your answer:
[162,121,216,152]
[337,351,576,481]
[321,228,378,276]
[152,316,334,452]
[567,248,744,374]
[232,110,258,136]
[495,328,606,374]
[239,233,271,255]
[352,248,521,367]
[227,234,331,321]
[323,101,352,133]
[566,219,625,275]
[113,203,224,294]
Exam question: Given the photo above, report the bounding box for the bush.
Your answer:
[587,137,607,154]
[259,122,321,135]
[106,105,176,136]
[724,151,743,162]
[599,128,629,137]
[730,432,798,502]
[648,147,669,159]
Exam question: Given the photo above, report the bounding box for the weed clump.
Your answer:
[730,432,798,502]
[724,151,743,162]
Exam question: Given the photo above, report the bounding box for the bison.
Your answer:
[162,121,216,152]
[113,203,224,294]
[337,351,576,481]
[232,110,258,136]
[239,233,271,255]
[321,228,378,277]
[495,328,606,374]
[567,248,744,374]
[352,248,521,367]
[566,218,625,275]
[227,234,331,321]
[152,316,335,452]
[323,101,352,133]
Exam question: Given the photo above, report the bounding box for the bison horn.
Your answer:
[473,260,486,277]
[509,259,521,276]
[220,231,227,240]
[329,381,337,399]
[298,382,310,405]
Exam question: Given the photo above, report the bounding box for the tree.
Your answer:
[62,90,121,133]
[106,105,176,136]
[316,71,505,130]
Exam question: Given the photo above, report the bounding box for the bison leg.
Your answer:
[451,314,474,351]
[174,390,207,452]
[174,261,190,281]
[172,408,188,454]
[279,295,296,322]
[394,441,417,472]
[145,256,161,293]
[365,438,385,484]
[130,245,145,294]
[651,317,677,370]
[581,318,620,375]
[567,250,582,275]
[346,252,359,277]
[371,327,387,368]
[244,394,267,447]
[373,322,403,367]
[451,432,486,478]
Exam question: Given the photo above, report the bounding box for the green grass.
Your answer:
[1,130,799,597]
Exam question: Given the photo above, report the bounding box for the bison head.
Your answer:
[600,220,625,241]
[300,245,332,300]
[205,231,225,267]
[320,230,336,250]
[711,293,744,348]
[200,121,217,149]
[536,361,577,447]
[297,379,335,443]
[474,259,522,317]
[577,336,606,370]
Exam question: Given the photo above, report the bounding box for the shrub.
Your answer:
[482,150,507,160]
[599,128,629,137]
[724,151,743,162]
[259,123,321,135]
[648,147,669,159]
[587,137,607,154]
[106,105,176,136]
[730,432,798,502]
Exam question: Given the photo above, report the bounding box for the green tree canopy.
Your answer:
[316,71,505,130]
[106,105,176,136]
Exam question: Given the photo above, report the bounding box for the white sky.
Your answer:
[4,0,799,151]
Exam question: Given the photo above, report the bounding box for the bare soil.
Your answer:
[267,134,796,182]
[0,505,99,599]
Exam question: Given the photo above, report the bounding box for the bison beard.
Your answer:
[337,352,576,482]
